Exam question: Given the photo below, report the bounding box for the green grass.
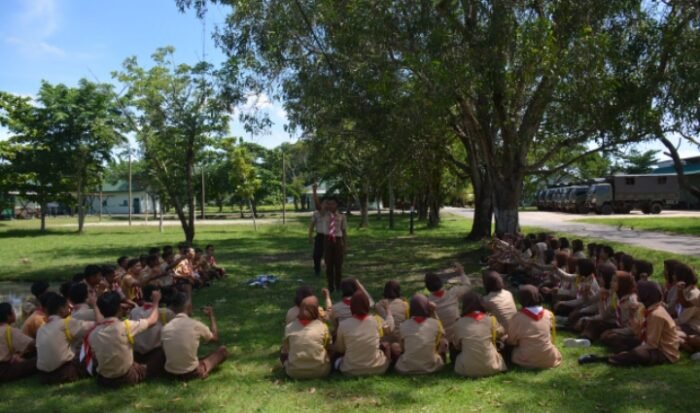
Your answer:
[1,215,699,412]
[574,217,700,237]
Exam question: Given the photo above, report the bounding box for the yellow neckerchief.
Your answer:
[322,324,331,347]
[490,316,498,346]
[402,298,410,320]
[159,309,168,325]
[549,311,557,343]
[610,292,619,310]
[123,320,135,346]
[373,315,384,338]
[434,319,444,352]
[63,316,73,342]
[4,324,13,354]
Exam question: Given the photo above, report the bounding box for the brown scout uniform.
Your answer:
[0,324,36,382]
[334,315,390,376]
[394,317,445,375]
[507,309,562,369]
[89,317,151,386]
[282,319,331,379]
[482,290,518,330]
[21,309,47,339]
[161,313,227,380]
[36,315,93,383]
[453,314,507,377]
[375,298,409,343]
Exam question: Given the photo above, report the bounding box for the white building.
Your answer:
[90,181,160,215]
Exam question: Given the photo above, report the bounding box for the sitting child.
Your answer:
[281,295,332,379]
[507,285,561,369]
[36,292,101,384]
[453,292,507,377]
[392,294,446,375]
[333,291,393,376]
[375,280,409,343]
[0,303,37,382]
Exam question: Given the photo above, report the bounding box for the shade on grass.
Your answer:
[0,214,698,412]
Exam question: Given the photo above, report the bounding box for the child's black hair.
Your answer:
[97,292,122,318]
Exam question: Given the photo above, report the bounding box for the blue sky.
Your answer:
[0,0,697,161]
[0,0,295,148]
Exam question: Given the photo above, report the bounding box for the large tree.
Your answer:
[181,0,677,237]
[0,81,124,232]
[114,47,242,242]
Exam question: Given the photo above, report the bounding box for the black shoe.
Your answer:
[578,354,606,365]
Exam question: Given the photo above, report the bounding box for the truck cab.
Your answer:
[585,183,614,214]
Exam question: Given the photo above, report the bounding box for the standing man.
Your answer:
[309,184,327,277]
[323,196,347,293]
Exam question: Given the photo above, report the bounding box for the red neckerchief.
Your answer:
[328,214,337,243]
[142,303,155,310]
[641,306,656,342]
[432,290,445,299]
[463,311,485,321]
[353,314,369,321]
[298,318,312,327]
[34,308,45,316]
[342,297,352,306]
[521,307,545,321]
[413,316,427,324]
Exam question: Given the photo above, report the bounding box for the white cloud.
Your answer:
[4,0,66,59]
[239,92,289,121]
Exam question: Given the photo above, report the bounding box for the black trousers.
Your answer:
[324,237,344,292]
[313,233,325,276]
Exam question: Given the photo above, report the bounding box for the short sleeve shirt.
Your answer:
[161,314,214,374]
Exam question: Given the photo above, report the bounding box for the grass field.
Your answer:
[1,214,699,413]
[574,217,700,237]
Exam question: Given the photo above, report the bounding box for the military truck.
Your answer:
[564,185,590,213]
[585,174,680,215]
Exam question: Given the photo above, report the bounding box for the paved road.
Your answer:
[444,207,700,258]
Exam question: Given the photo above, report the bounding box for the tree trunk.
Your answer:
[492,176,522,235]
[466,151,493,240]
[77,181,85,234]
[660,135,700,200]
[417,193,428,221]
[428,195,440,228]
[360,192,369,228]
[249,198,257,231]
[388,182,395,230]
[185,147,196,243]
[40,202,47,232]
[251,199,258,218]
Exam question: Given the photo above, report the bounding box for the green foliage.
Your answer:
[114,46,241,241]
[0,81,125,230]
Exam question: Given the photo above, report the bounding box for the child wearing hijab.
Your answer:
[392,294,446,375]
[285,286,332,325]
[507,285,561,369]
[663,259,682,317]
[330,278,374,330]
[375,280,409,343]
[599,273,643,353]
[569,263,617,329]
[333,291,393,376]
[578,266,624,341]
[673,264,700,340]
[481,271,517,330]
[554,259,600,317]
[425,263,471,345]
[607,281,680,366]
[453,292,507,377]
[281,296,332,379]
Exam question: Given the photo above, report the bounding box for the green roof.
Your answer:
[652,164,700,175]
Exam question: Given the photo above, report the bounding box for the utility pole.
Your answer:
[282,152,286,224]
[201,166,206,220]
[128,145,132,226]
[98,173,103,223]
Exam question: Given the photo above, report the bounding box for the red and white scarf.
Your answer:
[521,306,545,321]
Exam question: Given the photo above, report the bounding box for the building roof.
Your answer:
[101,181,147,193]
[652,163,700,175]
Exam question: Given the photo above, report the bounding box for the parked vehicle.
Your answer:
[585,174,680,215]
